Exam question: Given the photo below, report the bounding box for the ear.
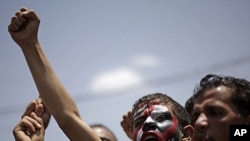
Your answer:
[181,125,194,141]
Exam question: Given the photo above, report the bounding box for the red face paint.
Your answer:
[133,103,181,141]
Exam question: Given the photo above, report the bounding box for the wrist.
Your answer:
[17,36,39,50]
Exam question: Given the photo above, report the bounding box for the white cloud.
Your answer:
[131,54,159,67]
[89,67,143,94]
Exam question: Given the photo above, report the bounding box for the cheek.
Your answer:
[157,122,170,132]
[133,126,143,141]
[161,116,180,140]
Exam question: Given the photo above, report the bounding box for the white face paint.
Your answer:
[133,104,180,141]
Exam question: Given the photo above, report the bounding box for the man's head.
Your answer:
[132,93,193,141]
[90,124,117,141]
[191,74,250,141]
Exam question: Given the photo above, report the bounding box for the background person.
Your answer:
[90,123,118,141]
[190,74,250,141]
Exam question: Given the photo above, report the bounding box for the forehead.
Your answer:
[92,127,115,140]
[134,98,171,110]
[195,86,231,103]
[133,102,172,118]
[193,86,237,110]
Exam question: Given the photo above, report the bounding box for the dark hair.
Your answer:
[132,93,190,130]
[90,123,117,141]
[193,74,250,116]
[184,95,195,125]
[184,95,194,116]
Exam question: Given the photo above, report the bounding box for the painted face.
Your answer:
[192,86,245,141]
[132,103,181,141]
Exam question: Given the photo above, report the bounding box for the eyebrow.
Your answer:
[204,104,225,111]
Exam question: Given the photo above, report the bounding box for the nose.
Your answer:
[142,121,157,132]
[194,113,208,129]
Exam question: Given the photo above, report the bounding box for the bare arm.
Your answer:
[8,7,100,141]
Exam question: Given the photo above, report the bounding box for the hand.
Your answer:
[13,101,45,141]
[34,98,51,129]
[8,7,40,47]
[21,98,51,129]
[120,110,133,139]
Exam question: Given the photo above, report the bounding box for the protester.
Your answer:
[8,7,101,141]
[188,74,250,141]
[121,92,194,141]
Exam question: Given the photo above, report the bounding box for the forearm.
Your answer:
[20,39,79,125]
[20,40,100,141]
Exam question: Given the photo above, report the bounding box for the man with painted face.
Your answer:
[189,74,250,141]
[121,93,194,141]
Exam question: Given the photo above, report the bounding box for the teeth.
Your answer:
[144,135,157,140]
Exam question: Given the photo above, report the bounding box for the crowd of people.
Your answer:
[8,7,250,141]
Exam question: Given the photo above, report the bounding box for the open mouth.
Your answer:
[143,135,158,141]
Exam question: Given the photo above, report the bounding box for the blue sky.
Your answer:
[1,1,250,140]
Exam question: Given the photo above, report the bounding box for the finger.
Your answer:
[121,119,133,139]
[123,114,130,124]
[36,101,51,129]
[13,12,25,27]
[21,9,40,22]
[121,114,130,129]
[8,16,22,32]
[36,98,43,104]
[34,98,43,112]
[15,11,28,26]
[120,120,127,129]
[21,116,38,133]
[126,111,132,123]
[31,112,43,126]
[121,120,130,130]
[35,103,44,117]
[20,7,29,12]
[27,113,42,129]
[128,111,132,119]
[21,101,37,118]
[34,98,51,129]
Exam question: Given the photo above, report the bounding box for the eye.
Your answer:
[156,114,165,122]
[206,106,224,117]
[155,113,172,122]
[209,109,223,116]
[100,138,110,141]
